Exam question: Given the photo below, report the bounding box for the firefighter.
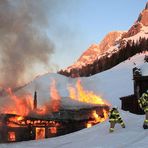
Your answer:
[109,107,125,133]
[138,90,148,129]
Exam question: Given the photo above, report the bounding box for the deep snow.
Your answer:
[1,52,148,148]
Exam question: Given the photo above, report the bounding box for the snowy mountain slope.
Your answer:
[1,53,148,148]
[63,31,125,70]
[59,2,148,77]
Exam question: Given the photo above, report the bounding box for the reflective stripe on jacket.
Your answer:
[109,109,121,122]
[138,93,148,111]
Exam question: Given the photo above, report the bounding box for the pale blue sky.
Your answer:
[47,0,147,70]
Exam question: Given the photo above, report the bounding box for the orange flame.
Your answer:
[32,80,61,115]
[68,79,109,127]
[0,80,62,116]
[9,116,24,123]
[2,88,33,116]
[68,79,108,105]
[86,123,92,128]
[86,109,108,128]
[49,80,61,112]
[92,109,108,123]
[7,115,25,127]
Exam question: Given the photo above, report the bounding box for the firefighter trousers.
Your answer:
[144,111,148,124]
[109,120,125,132]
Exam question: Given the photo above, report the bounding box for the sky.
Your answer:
[48,0,147,70]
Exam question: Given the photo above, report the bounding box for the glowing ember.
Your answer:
[7,116,25,127]
[9,116,24,123]
[86,123,92,128]
[68,79,108,105]
[92,109,108,123]
[50,127,57,134]
[8,132,16,141]
[16,116,24,121]
[86,109,109,128]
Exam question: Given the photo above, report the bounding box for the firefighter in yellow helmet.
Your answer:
[138,90,148,129]
[109,107,125,132]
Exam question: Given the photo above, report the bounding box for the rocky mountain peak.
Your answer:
[72,31,124,67]
[137,2,148,26]
[123,2,148,38]
[98,31,124,53]
[145,2,148,10]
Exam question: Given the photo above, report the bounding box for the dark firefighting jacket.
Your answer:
[138,92,148,112]
[109,108,123,124]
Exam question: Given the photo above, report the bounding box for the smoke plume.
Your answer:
[0,0,56,88]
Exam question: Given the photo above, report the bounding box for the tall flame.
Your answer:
[0,80,62,116]
[2,88,33,116]
[49,80,61,112]
[68,79,109,127]
[68,79,108,105]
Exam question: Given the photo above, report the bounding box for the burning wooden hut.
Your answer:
[0,80,109,143]
[120,67,148,114]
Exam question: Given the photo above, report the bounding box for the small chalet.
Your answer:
[120,67,148,114]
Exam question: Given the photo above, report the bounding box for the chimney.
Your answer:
[34,91,37,110]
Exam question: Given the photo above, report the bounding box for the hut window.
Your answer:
[8,132,16,141]
[35,127,45,140]
[50,127,57,134]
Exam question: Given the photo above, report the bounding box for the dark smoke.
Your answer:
[0,0,56,88]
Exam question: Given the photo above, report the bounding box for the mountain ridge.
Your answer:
[58,2,148,77]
